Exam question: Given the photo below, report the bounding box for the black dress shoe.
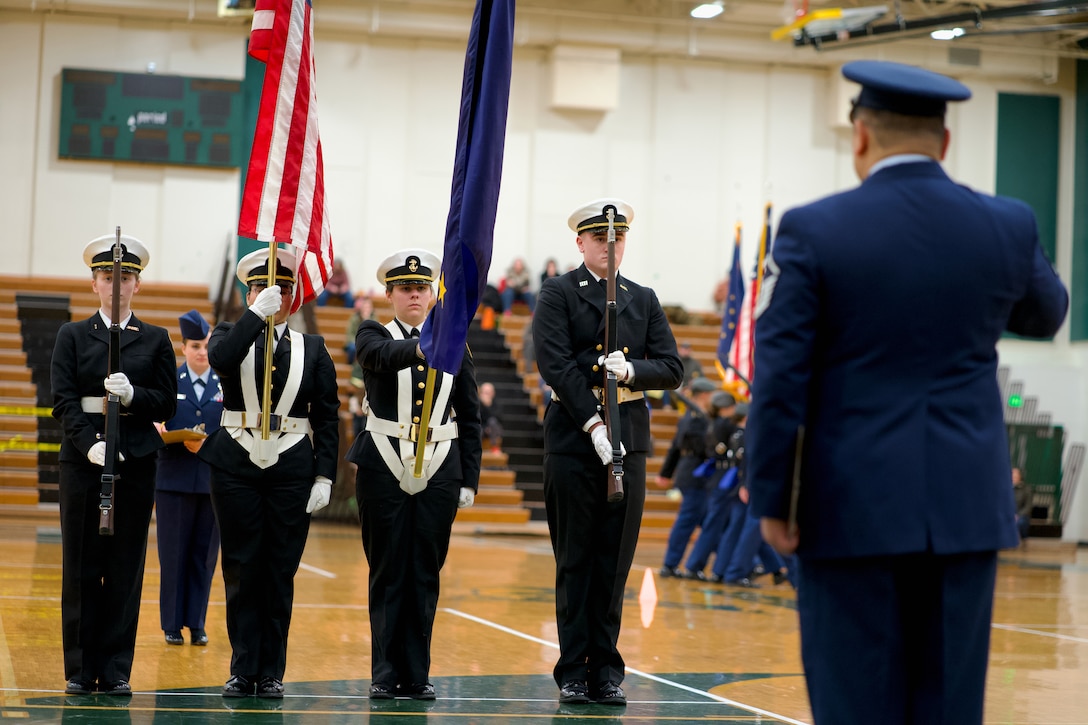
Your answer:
[658,565,681,578]
[368,683,395,700]
[730,576,761,588]
[402,682,436,700]
[257,677,284,699]
[558,680,591,704]
[190,629,208,646]
[65,679,94,695]
[681,569,705,580]
[222,675,253,698]
[100,680,132,696]
[596,682,627,706]
[707,573,725,584]
[164,631,184,645]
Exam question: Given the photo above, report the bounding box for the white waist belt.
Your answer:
[366,416,458,443]
[552,388,645,405]
[80,396,131,415]
[220,410,312,435]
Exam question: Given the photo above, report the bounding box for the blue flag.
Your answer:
[717,230,746,371]
[419,0,515,375]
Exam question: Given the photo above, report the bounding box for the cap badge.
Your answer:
[407,257,419,273]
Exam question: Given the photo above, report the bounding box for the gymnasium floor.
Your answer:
[1,518,1085,724]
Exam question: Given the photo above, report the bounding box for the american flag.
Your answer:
[238,0,333,314]
[419,0,515,375]
[730,204,772,385]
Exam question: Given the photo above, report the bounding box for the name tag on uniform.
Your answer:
[177,393,187,400]
[579,280,588,287]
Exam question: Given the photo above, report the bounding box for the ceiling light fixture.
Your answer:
[691,2,725,19]
[930,27,966,39]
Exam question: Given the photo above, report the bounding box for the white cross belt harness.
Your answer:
[219,410,312,435]
[365,416,458,443]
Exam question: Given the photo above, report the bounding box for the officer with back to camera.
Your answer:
[746,61,1069,724]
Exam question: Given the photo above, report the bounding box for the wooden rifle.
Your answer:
[98,226,123,536]
[603,206,624,502]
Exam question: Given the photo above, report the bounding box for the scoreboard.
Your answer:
[58,67,245,169]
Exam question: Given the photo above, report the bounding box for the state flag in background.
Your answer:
[238,0,333,314]
[419,0,516,375]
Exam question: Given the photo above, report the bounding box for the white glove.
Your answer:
[87,441,125,466]
[250,285,283,318]
[306,476,332,513]
[598,351,633,383]
[589,424,626,466]
[458,487,475,509]
[103,373,134,406]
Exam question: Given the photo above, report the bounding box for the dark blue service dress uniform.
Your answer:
[156,364,223,636]
[747,159,1069,724]
[52,313,177,687]
[533,265,682,690]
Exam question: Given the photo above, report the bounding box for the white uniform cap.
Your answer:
[376,248,441,286]
[83,234,150,272]
[567,198,635,234]
[236,246,299,286]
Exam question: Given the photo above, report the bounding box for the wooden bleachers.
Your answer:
[0,271,721,538]
[0,275,215,517]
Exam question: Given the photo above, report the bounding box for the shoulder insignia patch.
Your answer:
[754,253,780,320]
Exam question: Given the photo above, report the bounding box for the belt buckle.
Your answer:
[408,424,432,443]
[251,413,281,431]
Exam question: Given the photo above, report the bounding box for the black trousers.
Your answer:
[798,550,998,725]
[59,456,156,684]
[357,472,459,688]
[155,490,220,632]
[210,469,310,680]
[544,451,646,688]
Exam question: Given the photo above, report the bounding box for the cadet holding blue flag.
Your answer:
[746,61,1069,724]
[348,249,482,701]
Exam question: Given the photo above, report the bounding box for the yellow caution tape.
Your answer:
[0,439,60,453]
[0,405,53,417]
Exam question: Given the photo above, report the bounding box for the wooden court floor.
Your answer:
[0,517,1085,724]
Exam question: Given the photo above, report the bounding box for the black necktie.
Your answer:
[410,328,420,338]
[193,378,205,397]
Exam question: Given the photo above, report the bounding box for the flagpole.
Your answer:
[260,242,278,441]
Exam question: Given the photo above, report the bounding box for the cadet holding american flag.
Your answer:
[198,0,339,699]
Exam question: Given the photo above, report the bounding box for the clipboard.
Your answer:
[787,425,804,538]
[160,428,207,445]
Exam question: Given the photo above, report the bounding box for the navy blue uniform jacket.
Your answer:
[747,161,1068,559]
[52,314,177,462]
[157,365,222,494]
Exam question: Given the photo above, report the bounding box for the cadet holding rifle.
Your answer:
[51,233,177,696]
[533,199,682,706]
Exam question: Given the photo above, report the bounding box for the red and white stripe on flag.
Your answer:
[730,277,758,383]
[238,0,332,313]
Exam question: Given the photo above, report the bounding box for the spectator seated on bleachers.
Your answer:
[500,257,535,314]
